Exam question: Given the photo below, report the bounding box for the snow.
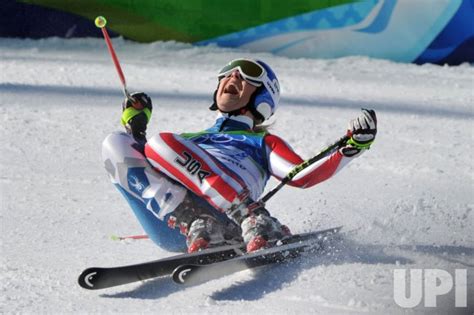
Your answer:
[1,37,473,314]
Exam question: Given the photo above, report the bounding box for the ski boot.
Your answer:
[168,192,242,253]
[226,197,291,252]
[241,208,291,252]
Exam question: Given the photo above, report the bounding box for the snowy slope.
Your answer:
[1,38,473,314]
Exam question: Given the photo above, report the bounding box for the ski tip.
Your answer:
[172,264,200,285]
[78,268,102,290]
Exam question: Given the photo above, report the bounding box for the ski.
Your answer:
[172,227,340,285]
[78,243,244,290]
[78,226,341,290]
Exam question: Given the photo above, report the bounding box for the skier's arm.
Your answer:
[265,109,377,188]
[264,135,350,188]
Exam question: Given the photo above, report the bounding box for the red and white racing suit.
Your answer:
[145,114,353,213]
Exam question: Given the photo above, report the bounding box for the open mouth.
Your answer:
[224,83,240,95]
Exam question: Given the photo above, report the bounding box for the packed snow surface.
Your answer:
[1,38,473,314]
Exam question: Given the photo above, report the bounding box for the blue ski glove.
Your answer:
[341,109,377,157]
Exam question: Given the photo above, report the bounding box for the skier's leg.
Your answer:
[145,132,292,252]
[145,132,249,212]
[102,132,190,251]
[102,132,240,252]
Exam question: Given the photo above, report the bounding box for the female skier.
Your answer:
[102,58,377,253]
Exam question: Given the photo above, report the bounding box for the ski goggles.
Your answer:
[218,59,266,87]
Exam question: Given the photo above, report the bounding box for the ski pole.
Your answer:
[110,234,149,241]
[259,134,350,203]
[94,16,131,100]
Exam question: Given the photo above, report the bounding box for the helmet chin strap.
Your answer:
[220,105,250,117]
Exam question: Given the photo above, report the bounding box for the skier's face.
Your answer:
[216,70,258,114]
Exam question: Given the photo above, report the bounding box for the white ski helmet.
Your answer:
[210,58,280,121]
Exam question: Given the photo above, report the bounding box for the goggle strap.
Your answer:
[261,77,279,105]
